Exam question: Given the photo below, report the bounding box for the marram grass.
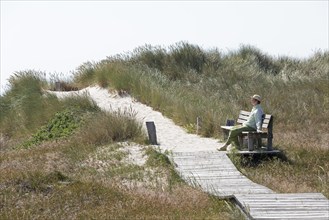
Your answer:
[73,42,329,197]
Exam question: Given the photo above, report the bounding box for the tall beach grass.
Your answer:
[73,42,329,197]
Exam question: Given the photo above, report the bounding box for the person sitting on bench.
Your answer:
[217,94,264,151]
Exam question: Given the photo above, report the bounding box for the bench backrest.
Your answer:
[237,110,273,130]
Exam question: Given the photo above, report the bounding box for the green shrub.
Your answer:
[23,110,82,147]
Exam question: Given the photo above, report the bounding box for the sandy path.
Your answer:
[51,86,224,153]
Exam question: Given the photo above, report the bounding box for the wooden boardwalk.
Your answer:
[172,151,329,219]
[173,151,273,198]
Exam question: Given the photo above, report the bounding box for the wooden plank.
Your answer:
[173,152,228,156]
[176,164,240,168]
[173,153,229,158]
[178,170,243,175]
[238,202,329,207]
[185,177,251,183]
[179,174,246,180]
[176,166,237,170]
[252,215,329,220]
[252,212,329,215]
[180,171,244,175]
[240,110,251,116]
[173,162,236,167]
[173,150,227,156]
[237,118,247,124]
[190,178,250,182]
[176,167,241,173]
[235,193,327,199]
[253,217,329,220]
[173,155,228,159]
[234,193,329,219]
[221,125,234,130]
[174,161,233,165]
[237,200,329,204]
[263,118,271,124]
[229,150,281,155]
[211,189,273,197]
[241,131,268,136]
[252,214,329,217]
[264,114,272,119]
[174,158,229,162]
[174,158,231,162]
[240,204,329,208]
[175,166,237,171]
[238,115,250,121]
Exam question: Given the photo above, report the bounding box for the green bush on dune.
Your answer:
[23,110,82,148]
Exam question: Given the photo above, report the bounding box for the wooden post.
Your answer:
[146,121,158,145]
[248,133,254,151]
[196,117,201,134]
[55,82,61,91]
[267,116,273,151]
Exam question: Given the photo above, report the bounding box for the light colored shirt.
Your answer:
[243,104,264,131]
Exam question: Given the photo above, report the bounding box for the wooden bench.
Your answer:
[221,110,273,151]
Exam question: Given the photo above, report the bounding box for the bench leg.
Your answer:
[267,137,273,151]
[248,134,254,151]
[238,135,244,149]
[223,130,229,141]
[257,137,262,148]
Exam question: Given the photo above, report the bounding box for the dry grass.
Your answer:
[0,141,242,219]
[228,139,329,198]
[239,127,329,197]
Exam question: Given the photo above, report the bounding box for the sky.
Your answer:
[1,0,328,93]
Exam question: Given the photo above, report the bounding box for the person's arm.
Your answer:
[255,109,263,132]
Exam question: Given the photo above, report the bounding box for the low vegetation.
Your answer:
[1,42,328,218]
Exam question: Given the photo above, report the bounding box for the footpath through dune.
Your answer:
[51,86,221,153]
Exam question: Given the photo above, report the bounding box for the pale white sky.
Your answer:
[1,1,328,93]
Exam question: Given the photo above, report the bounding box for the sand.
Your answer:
[49,86,223,153]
